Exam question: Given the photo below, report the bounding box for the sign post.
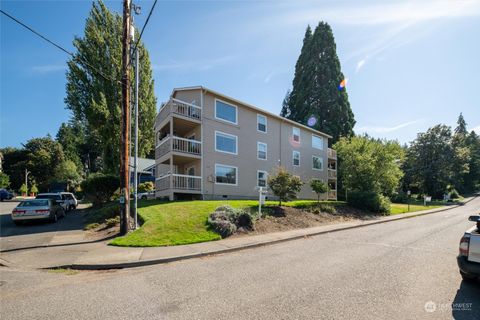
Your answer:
[258,187,267,217]
[407,190,411,212]
[424,196,431,206]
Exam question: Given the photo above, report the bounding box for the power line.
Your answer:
[131,0,158,55]
[0,9,119,83]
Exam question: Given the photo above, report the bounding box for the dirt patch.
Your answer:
[85,224,119,241]
[237,205,379,236]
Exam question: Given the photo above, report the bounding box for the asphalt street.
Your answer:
[1,197,480,320]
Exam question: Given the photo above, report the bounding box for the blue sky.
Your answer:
[1,0,480,148]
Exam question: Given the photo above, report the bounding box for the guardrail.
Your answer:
[328,148,337,159]
[155,174,202,191]
[157,98,202,124]
[328,169,337,179]
[155,136,202,159]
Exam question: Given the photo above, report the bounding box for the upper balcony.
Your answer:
[328,148,337,160]
[156,98,202,127]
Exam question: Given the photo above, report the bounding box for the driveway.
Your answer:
[0,200,88,252]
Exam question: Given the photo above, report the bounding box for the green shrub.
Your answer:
[207,206,254,237]
[449,189,460,199]
[318,204,336,214]
[105,216,120,228]
[348,191,391,214]
[138,181,154,193]
[84,202,120,230]
[80,174,119,206]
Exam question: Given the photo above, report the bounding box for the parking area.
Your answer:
[0,200,87,252]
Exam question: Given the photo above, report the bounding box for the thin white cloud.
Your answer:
[32,64,66,74]
[152,55,236,72]
[357,120,422,134]
[355,59,366,73]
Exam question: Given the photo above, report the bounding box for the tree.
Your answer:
[403,125,453,198]
[65,0,157,174]
[455,113,468,136]
[310,179,328,203]
[334,135,404,196]
[281,22,355,144]
[19,183,28,196]
[268,167,304,206]
[30,184,39,195]
[0,173,10,189]
[23,136,65,191]
[53,160,82,191]
[0,147,29,191]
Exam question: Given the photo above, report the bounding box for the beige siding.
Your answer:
[155,87,334,200]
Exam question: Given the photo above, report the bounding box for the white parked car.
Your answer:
[136,191,155,200]
[457,215,480,281]
[36,193,69,212]
[60,192,78,211]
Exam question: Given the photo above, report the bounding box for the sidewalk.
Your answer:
[1,196,476,270]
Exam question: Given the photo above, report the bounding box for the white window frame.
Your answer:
[257,114,267,133]
[257,142,267,160]
[312,155,323,171]
[215,163,238,186]
[312,134,324,150]
[215,131,238,155]
[215,98,238,125]
[257,170,268,187]
[293,150,300,167]
[292,127,300,143]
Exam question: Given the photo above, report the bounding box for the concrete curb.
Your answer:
[46,196,477,271]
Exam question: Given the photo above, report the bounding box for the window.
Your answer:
[293,151,300,166]
[215,164,237,185]
[257,142,267,160]
[215,131,237,155]
[313,156,323,170]
[215,99,237,124]
[257,170,268,187]
[292,127,300,142]
[312,135,324,150]
[257,114,267,132]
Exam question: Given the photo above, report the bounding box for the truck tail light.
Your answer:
[459,234,471,257]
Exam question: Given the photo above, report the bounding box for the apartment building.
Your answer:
[154,86,337,201]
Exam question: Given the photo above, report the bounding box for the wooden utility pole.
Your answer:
[120,0,131,235]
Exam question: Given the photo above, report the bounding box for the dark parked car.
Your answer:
[0,189,14,201]
[11,199,65,225]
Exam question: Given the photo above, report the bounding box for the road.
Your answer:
[0,200,87,252]
[1,197,479,319]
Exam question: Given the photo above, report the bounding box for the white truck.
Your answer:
[457,215,480,281]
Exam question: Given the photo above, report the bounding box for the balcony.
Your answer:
[328,148,337,160]
[328,190,337,200]
[156,136,202,160]
[157,98,201,125]
[156,174,202,192]
[328,168,337,179]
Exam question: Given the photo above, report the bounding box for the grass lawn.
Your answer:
[109,199,447,247]
[390,203,443,215]
[109,199,340,247]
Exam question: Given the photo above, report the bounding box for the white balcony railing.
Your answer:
[328,169,337,179]
[328,190,337,199]
[157,98,201,124]
[156,174,202,191]
[328,148,337,159]
[156,136,202,159]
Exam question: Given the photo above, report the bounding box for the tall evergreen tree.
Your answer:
[65,0,157,174]
[281,22,355,143]
[454,113,468,135]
